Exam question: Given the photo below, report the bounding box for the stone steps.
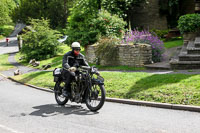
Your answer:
[187,41,200,54]
[170,61,200,69]
[179,54,200,61]
[170,37,200,69]
[179,41,200,61]
[194,37,200,47]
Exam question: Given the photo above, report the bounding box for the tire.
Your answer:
[85,84,106,112]
[54,81,68,106]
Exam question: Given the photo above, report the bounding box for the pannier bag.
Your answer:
[53,68,62,82]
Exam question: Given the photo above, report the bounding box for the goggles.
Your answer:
[74,48,81,51]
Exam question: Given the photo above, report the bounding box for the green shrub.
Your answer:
[65,9,126,47]
[150,29,169,38]
[178,14,200,34]
[92,10,126,38]
[95,37,120,61]
[64,1,98,47]
[21,18,61,61]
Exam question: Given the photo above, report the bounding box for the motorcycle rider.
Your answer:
[62,42,89,97]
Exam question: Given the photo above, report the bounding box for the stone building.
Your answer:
[130,0,195,30]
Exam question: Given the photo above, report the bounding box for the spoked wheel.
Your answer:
[85,84,106,112]
[54,81,68,105]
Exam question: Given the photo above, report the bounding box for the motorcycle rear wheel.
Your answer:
[54,81,68,106]
[85,84,106,112]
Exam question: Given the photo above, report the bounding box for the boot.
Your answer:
[62,87,69,97]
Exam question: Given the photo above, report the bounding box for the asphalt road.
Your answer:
[0,75,200,133]
[0,37,18,55]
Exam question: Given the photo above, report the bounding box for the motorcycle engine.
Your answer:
[71,74,82,103]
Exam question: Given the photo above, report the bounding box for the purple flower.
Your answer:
[122,29,165,62]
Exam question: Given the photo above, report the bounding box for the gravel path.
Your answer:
[0,23,41,77]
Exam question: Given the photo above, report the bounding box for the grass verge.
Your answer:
[90,64,145,71]
[12,71,200,106]
[163,37,183,49]
[15,45,71,69]
[0,54,15,71]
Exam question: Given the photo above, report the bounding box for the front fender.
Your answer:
[92,78,104,85]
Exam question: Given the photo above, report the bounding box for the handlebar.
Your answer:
[80,66,91,70]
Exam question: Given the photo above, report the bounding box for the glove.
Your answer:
[68,67,76,72]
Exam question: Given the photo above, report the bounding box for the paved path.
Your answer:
[9,23,26,37]
[0,23,40,77]
[0,23,26,54]
[0,37,18,55]
[0,77,200,133]
[1,52,40,77]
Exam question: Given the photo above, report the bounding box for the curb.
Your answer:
[0,73,53,93]
[1,72,200,113]
[106,97,200,112]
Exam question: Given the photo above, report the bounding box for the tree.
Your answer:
[65,0,99,46]
[21,18,61,61]
[12,0,74,28]
[159,0,182,28]
[65,0,126,47]
[0,0,16,25]
[102,0,147,28]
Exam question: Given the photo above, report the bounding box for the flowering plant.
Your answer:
[122,30,165,62]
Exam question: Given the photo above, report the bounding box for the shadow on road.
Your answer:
[29,104,98,117]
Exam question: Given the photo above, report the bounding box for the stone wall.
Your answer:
[85,45,97,63]
[130,0,168,30]
[85,43,152,67]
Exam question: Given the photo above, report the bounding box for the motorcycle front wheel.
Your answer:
[54,81,68,106]
[85,84,106,112]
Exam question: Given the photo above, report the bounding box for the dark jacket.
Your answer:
[62,51,89,69]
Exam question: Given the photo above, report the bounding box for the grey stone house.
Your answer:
[130,0,196,30]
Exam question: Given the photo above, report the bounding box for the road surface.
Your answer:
[0,75,200,133]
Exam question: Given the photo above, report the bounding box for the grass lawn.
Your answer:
[15,45,71,69]
[0,54,15,71]
[0,24,15,39]
[90,64,145,71]
[12,71,200,106]
[163,37,183,49]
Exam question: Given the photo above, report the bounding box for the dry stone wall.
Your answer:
[85,43,152,67]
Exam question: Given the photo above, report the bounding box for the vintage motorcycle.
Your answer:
[53,66,106,112]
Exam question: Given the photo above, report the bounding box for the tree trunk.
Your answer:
[63,0,67,27]
[98,0,101,10]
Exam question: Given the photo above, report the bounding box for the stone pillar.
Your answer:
[85,44,97,63]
